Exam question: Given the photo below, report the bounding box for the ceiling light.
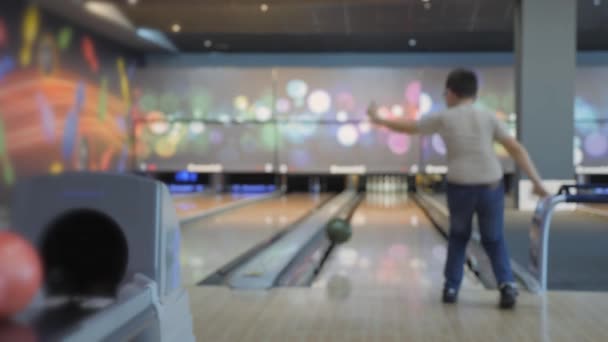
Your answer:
[594,0,601,6]
[204,40,213,48]
[408,39,417,47]
[260,3,269,12]
[84,1,134,29]
[171,23,181,33]
[127,0,138,5]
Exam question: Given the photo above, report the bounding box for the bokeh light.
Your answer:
[336,92,355,111]
[307,90,332,114]
[387,133,410,155]
[146,111,170,135]
[337,124,359,147]
[155,139,177,158]
[391,105,404,117]
[218,114,231,124]
[191,93,211,119]
[575,98,599,134]
[255,105,272,121]
[419,93,433,115]
[337,248,358,267]
[358,121,371,134]
[409,258,427,270]
[405,81,421,105]
[432,134,446,155]
[286,79,308,99]
[168,123,185,145]
[209,130,223,145]
[275,98,291,113]
[410,215,419,226]
[282,121,317,144]
[584,132,608,157]
[352,212,367,225]
[233,95,249,111]
[189,122,205,135]
[49,161,63,174]
[336,111,349,122]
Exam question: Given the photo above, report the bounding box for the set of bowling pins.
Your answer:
[365,175,408,193]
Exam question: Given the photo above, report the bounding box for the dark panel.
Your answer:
[171,32,514,52]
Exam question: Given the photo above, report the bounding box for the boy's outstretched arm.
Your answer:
[367,102,420,134]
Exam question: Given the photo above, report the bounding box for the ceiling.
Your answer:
[97,0,608,52]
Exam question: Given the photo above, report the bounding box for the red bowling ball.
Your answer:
[0,231,43,319]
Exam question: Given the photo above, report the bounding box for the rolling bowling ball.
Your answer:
[0,231,43,319]
[325,218,352,244]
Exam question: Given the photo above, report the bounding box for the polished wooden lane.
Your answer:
[180,193,330,285]
[188,286,608,342]
[173,193,250,220]
[187,194,608,341]
[578,204,608,218]
[313,194,482,290]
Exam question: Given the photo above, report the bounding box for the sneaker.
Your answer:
[499,283,518,309]
[442,287,458,304]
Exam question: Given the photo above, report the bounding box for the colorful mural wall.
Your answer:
[0,3,138,201]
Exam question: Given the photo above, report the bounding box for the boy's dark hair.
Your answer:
[445,69,478,98]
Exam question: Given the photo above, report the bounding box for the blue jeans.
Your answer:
[444,182,515,291]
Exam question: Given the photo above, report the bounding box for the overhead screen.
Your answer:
[133,66,524,174]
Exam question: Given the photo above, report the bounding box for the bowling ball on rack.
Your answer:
[0,231,43,319]
[325,218,352,244]
[0,320,36,342]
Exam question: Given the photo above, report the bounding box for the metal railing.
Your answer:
[529,184,608,292]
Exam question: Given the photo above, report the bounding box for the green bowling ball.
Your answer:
[325,218,352,244]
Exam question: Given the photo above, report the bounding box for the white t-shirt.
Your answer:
[416,103,510,185]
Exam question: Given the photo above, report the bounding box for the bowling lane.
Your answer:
[579,203,608,217]
[420,191,608,290]
[503,210,608,291]
[180,193,331,286]
[173,193,255,220]
[313,194,482,291]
